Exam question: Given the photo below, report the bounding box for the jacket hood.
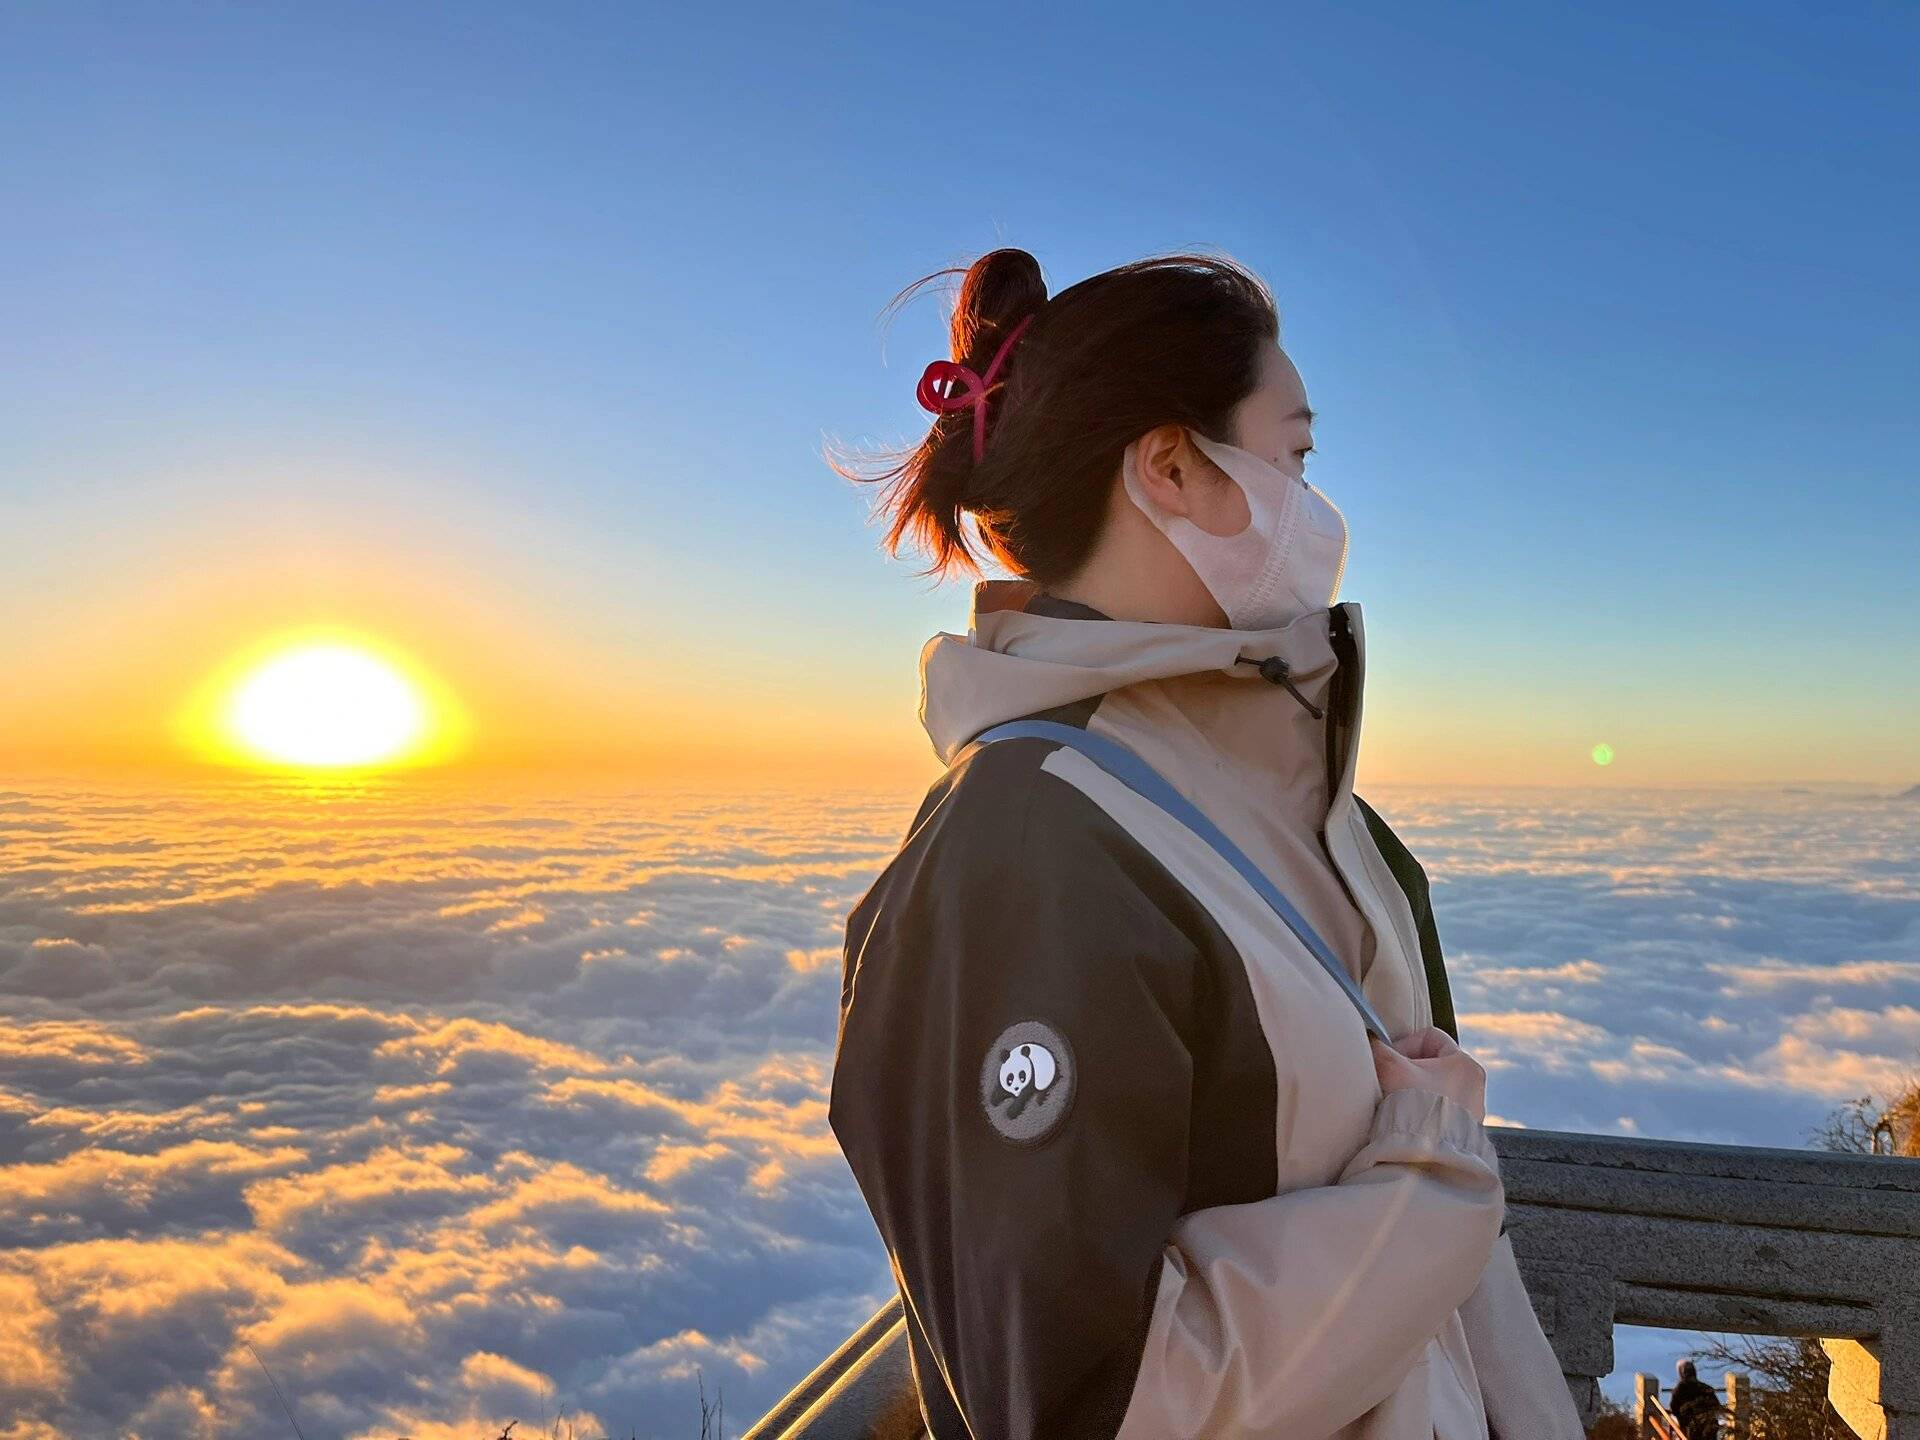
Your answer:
[918,578,1355,765]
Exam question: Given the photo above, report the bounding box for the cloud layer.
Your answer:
[0,778,904,1438]
[1,777,1914,1433]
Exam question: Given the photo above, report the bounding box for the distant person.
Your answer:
[1669,1360,1722,1440]
[827,249,1586,1438]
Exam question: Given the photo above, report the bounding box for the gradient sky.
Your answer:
[3,1,1915,786]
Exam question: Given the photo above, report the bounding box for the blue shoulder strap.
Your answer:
[960,718,1392,1042]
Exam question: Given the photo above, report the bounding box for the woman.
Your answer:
[826,249,1583,1440]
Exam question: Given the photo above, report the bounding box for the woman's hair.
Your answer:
[837,248,1279,584]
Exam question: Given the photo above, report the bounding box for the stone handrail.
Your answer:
[745,1127,1920,1440]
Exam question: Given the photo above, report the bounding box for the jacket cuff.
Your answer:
[1370,1087,1500,1170]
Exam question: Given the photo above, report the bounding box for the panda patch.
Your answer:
[979,1019,1076,1146]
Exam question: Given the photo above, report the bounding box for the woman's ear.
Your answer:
[1131,423,1200,517]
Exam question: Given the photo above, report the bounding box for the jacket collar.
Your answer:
[917,578,1358,765]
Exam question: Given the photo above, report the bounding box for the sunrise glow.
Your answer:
[177,632,468,772]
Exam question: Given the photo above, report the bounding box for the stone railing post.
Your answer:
[1495,1129,1920,1439]
[1635,1373,1660,1438]
[1726,1370,1749,1440]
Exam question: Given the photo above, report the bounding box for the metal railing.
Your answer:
[1645,1392,1689,1440]
[746,1127,1920,1440]
[1634,1374,1743,1440]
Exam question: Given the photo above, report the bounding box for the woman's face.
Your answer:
[1231,341,1316,476]
[1180,341,1316,539]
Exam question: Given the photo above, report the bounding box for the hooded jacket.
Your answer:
[828,578,1583,1440]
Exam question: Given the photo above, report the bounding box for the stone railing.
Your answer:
[745,1127,1920,1440]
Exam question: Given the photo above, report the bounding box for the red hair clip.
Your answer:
[915,314,1035,463]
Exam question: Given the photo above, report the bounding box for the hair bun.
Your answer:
[951,248,1047,365]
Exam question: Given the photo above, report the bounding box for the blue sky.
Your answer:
[2,1,1915,783]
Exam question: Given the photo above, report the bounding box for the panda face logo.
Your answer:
[979,1019,1076,1146]
[998,1043,1055,1099]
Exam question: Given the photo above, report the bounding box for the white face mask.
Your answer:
[1121,430,1350,631]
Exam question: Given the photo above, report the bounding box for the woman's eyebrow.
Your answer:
[1289,406,1317,423]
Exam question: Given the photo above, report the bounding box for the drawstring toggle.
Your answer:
[1239,654,1327,719]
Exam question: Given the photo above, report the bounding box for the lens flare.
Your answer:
[1591,742,1615,767]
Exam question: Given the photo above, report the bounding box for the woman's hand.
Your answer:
[1369,1025,1488,1124]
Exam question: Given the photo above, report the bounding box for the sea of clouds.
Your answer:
[1,777,1915,1437]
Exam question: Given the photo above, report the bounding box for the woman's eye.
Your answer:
[1296,446,1315,464]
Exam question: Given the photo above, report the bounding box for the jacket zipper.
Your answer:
[1318,608,1431,1024]
[1316,614,1368,922]
[1236,621,1372,944]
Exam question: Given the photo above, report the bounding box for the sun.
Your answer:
[228,644,428,766]
[179,631,466,772]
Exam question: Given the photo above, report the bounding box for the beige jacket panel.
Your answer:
[1458,1234,1587,1439]
[1116,1088,1504,1439]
